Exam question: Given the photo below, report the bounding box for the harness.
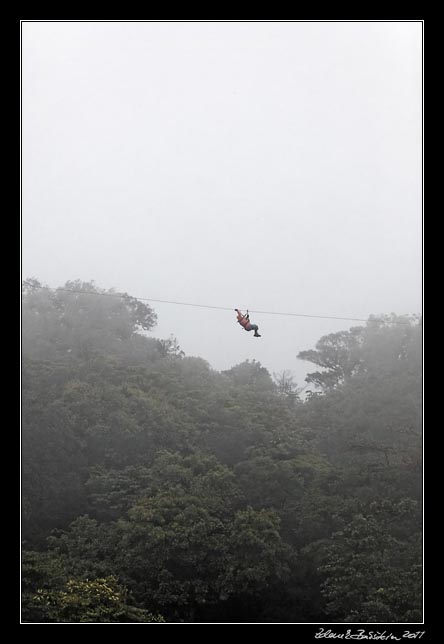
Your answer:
[238,314,251,330]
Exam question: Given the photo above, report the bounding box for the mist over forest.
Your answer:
[21,279,422,623]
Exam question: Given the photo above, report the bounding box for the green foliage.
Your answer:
[298,315,422,475]
[298,314,421,393]
[234,452,331,517]
[306,500,422,622]
[28,575,164,623]
[273,370,302,402]
[117,494,292,620]
[46,515,121,579]
[22,278,158,362]
[85,465,153,520]
[298,326,364,391]
[21,281,422,622]
[22,542,164,623]
[221,508,293,595]
[222,359,276,392]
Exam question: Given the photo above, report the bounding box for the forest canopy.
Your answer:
[21,280,422,623]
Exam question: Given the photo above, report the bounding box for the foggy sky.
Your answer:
[21,21,422,386]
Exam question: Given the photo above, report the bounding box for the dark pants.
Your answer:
[246,323,258,332]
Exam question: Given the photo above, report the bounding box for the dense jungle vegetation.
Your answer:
[21,280,422,623]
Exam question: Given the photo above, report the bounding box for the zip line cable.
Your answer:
[22,285,420,325]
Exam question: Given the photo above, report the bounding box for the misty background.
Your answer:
[22,21,422,384]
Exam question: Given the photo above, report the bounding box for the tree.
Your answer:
[22,361,90,543]
[273,370,301,402]
[222,360,276,392]
[22,547,164,623]
[25,574,164,623]
[22,285,423,623]
[307,500,422,622]
[157,335,185,358]
[22,279,158,361]
[118,493,292,621]
[297,315,422,469]
[298,314,421,393]
[297,326,364,391]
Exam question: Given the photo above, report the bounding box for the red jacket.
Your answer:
[236,310,251,330]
